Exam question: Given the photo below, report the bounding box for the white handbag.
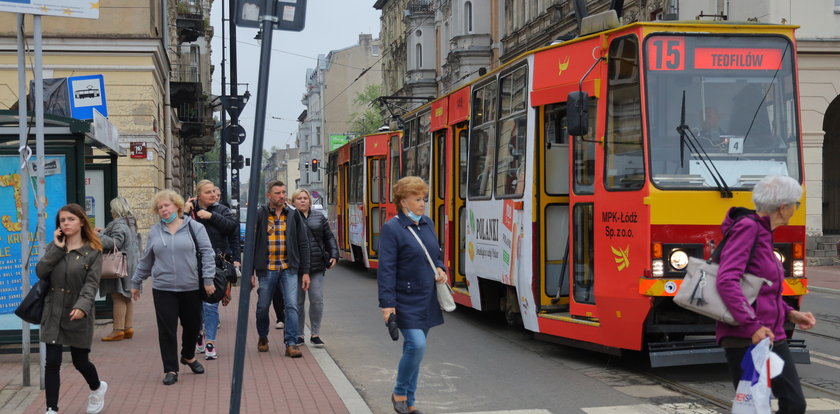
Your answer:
[407,226,456,312]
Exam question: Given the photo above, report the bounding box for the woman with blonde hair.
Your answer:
[97,196,142,341]
[291,187,339,347]
[184,180,239,359]
[378,177,447,414]
[38,203,108,413]
[131,190,216,385]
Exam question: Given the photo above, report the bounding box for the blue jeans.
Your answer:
[202,302,219,341]
[394,329,428,407]
[256,269,299,345]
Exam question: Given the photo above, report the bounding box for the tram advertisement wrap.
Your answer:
[465,200,520,285]
[349,204,365,247]
[0,155,67,322]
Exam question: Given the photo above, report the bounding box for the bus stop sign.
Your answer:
[236,0,306,31]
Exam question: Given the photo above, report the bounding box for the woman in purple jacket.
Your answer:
[717,175,816,414]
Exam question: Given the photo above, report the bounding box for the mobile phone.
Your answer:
[57,230,65,242]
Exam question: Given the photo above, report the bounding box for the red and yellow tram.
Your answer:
[327,20,809,366]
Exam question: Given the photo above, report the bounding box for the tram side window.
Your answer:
[327,153,337,205]
[469,80,498,199]
[389,135,400,202]
[350,143,363,203]
[417,111,431,183]
[370,159,380,204]
[402,120,416,178]
[573,203,596,305]
[496,65,528,198]
[459,129,468,200]
[436,131,445,199]
[605,35,644,190]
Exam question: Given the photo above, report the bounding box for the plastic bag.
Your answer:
[732,338,785,414]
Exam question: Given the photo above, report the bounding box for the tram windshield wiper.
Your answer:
[675,91,733,198]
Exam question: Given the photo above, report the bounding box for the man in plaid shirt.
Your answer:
[252,180,311,357]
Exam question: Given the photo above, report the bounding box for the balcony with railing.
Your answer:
[170,63,202,106]
[407,0,434,14]
[175,0,206,43]
[177,100,214,144]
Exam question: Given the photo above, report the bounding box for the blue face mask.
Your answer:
[161,212,178,224]
[405,210,422,223]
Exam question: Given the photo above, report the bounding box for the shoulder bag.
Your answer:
[407,225,456,312]
[186,221,228,304]
[101,244,128,279]
[15,279,50,324]
[673,216,770,326]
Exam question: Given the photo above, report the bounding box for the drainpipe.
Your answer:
[163,0,173,188]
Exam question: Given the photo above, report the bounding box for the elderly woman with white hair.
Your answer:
[716,175,816,414]
[97,196,142,341]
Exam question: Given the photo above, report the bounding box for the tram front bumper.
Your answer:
[647,338,810,367]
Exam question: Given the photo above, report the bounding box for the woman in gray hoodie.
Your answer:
[131,190,216,386]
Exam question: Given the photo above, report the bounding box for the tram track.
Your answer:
[638,369,732,411]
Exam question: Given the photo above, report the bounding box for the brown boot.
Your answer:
[101,330,125,341]
[257,336,269,352]
[124,327,134,339]
[285,345,302,358]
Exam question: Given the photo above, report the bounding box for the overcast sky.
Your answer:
[209,1,381,182]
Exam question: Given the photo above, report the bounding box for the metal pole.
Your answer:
[218,0,228,204]
[230,0,276,411]
[228,0,241,215]
[16,12,31,388]
[34,14,47,390]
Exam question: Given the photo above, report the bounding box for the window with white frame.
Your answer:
[465,1,473,33]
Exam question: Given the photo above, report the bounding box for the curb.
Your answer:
[808,286,840,295]
[303,327,372,414]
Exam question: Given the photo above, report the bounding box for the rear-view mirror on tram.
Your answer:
[567,91,589,136]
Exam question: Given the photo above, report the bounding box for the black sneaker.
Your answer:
[295,336,304,346]
[310,336,325,348]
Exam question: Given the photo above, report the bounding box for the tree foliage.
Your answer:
[348,84,384,136]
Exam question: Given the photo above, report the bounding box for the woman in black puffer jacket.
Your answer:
[291,188,339,348]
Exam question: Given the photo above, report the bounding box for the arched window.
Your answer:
[465,1,473,33]
[416,43,423,69]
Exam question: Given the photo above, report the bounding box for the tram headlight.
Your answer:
[668,249,689,270]
[773,249,786,264]
[792,259,804,278]
[652,260,664,277]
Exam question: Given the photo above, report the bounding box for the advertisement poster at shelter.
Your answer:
[0,156,66,325]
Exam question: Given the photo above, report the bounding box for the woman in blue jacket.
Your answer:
[378,176,447,414]
[717,175,816,414]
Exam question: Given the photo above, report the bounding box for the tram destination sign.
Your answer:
[647,36,784,71]
[0,0,100,19]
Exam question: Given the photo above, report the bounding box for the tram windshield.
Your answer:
[645,35,800,190]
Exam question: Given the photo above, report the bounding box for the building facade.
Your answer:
[0,0,215,231]
[299,34,381,205]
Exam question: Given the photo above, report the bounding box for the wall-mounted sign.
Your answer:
[68,74,107,120]
[130,142,147,159]
[0,0,100,19]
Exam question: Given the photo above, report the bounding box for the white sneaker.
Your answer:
[195,333,205,353]
[275,321,284,329]
[205,342,217,360]
[46,409,57,414]
[86,380,107,414]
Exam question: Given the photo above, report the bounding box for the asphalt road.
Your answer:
[311,263,752,414]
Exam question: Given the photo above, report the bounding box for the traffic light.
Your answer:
[233,154,247,169]
[311,159,319,172]
[305,161,309,171]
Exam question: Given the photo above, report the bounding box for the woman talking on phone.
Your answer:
[37,204,108,414]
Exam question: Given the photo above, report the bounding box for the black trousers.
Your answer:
[45,344,100,411]
[273,281,285,323]
[724,340,806,414]
[153,289,203,373]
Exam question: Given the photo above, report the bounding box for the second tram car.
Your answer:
[327,20,809,366]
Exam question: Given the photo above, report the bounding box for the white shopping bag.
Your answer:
[731,338,785,414]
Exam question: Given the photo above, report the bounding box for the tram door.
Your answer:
[569,96,600,317]
[539,104,571,311]
[452,123,469,289]
[384,134,401,222]
[338,161,349,253]
[432,130,446,247]
[367,156,386,256]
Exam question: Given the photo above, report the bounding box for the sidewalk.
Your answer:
[1,285,368,414]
